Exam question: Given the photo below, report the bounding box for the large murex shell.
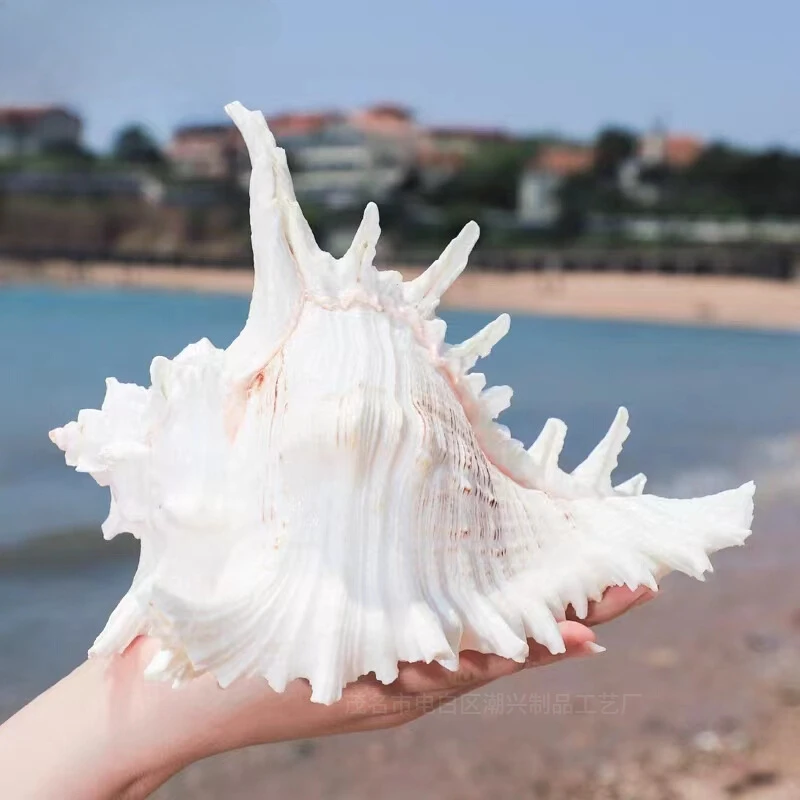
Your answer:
[50,102,755,704]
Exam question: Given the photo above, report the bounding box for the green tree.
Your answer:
[428,140,540,211]
[593,127,637,182]
[666,143,800,217]
[112,125,164,166]
[39,139,96,163]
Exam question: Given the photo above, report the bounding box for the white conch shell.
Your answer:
[50,102,755,705]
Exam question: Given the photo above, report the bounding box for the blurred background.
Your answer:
[2,1,800,798]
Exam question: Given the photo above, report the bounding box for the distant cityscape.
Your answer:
[1,103,800,276]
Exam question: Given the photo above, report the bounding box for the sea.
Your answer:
[1,284,800,720]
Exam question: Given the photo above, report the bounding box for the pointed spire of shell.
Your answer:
[448,314,510,371]
[614,472,647,496]
[572,407,630,492]
[528,418,567,475]
[340,202,381,281]
[404,221,480,318]
[223,102,309,377]
[480,386,513,419]
[465,373,487,395]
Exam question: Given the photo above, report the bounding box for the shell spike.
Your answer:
[448,313,510,371]
[572,407,630,492]
[615,472,647,496]
[404,221,480,318]
[274,147,325,265]
[226,101,322,271]
[224,101,277,164]
[528,418,567,473]
[341,202,381,279]
[223,101,305,376]
[480,385,513,419]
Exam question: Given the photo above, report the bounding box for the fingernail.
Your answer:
[580,642,607,655]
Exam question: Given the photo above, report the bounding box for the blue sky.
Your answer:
[0,0,797,151]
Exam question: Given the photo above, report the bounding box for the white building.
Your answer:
[517,145,595,226]
[268,105,418,209]
[0,106,82,159]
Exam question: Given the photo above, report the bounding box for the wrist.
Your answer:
[94,637,212,797]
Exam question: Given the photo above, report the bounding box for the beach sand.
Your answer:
[2,257,800,332]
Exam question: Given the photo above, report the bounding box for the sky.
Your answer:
[0,0,797,152]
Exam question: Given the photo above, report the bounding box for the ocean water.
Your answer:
[1,284,800,718]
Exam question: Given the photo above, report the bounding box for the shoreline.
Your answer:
[2,258,800,333]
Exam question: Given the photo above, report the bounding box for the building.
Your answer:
[265,104,419,209]
[167,124,248,183]
[638,130,704,169]
[168,105,421,208]
[167,105,518,211]
[619,126,705,204]
[413,125,510,189]
[517,144,595,226]
[267,111,342,139]
[421,126,510,159]
[0,106,82,159]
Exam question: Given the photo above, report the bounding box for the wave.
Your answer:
[656,430,800,504]
[0,526,139,570]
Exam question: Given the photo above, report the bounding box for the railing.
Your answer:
[0,245,796,280]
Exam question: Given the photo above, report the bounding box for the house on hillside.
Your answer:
[265,104,419,209]
[517,144,595,226]
[618,125,704,204]
[421,126,510,159]
[0,106,82,159]
[168,104,421,209]
[413,125,511,190]
[167,124,248,184]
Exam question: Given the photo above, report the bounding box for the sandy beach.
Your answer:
[2,258,800,332]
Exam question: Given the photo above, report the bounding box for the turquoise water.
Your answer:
[1,284,800,718]
[2,285,799,547]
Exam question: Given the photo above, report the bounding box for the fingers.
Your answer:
[394,620,599,697]
[330,621,608,734]
[567,585,657,626]
[352,586,657,715]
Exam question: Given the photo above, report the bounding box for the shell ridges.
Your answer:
[48,101,756,705]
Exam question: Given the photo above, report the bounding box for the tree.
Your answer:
[39,139,96,164]
[112,125,164,166]
[667,143,800,217]
[593,127,637,182]
[428,140,540,211]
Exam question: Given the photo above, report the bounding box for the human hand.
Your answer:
[176,584,656,752]
[0,584,655,800]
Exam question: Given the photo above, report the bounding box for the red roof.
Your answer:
[350,107,416,137]
[663,135,704,168]
[0,105,79,126]
[267,112,342,137]
[528,145,595,176]
[362,103,414,121]
[638,133,704,168]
